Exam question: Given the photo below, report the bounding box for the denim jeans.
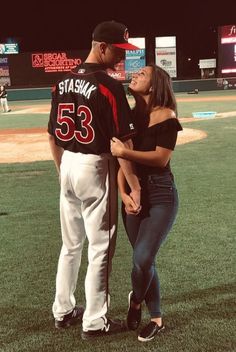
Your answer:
[122,172,179,318]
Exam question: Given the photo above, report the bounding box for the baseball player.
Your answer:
[0,85,11,113]
[48,21,141,339]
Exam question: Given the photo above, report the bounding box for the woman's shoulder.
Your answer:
[149,108,176,126]
[148,109,182,132]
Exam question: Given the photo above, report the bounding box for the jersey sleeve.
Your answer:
[100,82,136,141]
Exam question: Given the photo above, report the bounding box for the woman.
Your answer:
[110,64,182,342]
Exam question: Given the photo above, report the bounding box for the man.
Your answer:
[48,20,141,339]
[0,85,11,113]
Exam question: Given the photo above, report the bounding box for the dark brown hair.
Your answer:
[129,64,178,131]
[147,64,177,115]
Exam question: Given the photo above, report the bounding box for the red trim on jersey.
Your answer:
[99,83,119,134]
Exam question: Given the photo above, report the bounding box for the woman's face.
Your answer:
[129,66,152,95]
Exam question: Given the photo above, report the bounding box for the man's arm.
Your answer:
[48,133,64,175]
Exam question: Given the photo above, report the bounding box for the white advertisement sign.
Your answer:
[155,47,177,78]
[199,59,216,69]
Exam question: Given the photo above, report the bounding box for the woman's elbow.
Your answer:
[153,157,170,168]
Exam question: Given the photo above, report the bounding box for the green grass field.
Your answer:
[0,90,236,351]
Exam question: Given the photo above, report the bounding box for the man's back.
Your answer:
[48,63,135,155]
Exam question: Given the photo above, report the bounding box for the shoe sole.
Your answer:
[81,330,125,340]
[81,324,127,340]
[138,325,165,342]
[55,322,71,329]
[55,316,83,329]
[128,291,132,308]
[55,319,82,329]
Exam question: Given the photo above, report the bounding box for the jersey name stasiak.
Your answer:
[58,79,97,99]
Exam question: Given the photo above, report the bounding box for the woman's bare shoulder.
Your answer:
[149,108,176,126]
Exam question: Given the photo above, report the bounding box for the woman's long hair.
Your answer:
[128,64,178,133]
[148,64,177,116]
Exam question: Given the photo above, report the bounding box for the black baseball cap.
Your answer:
[92,21,139,50]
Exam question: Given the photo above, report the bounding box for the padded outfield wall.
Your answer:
[1,51,236,100]
[6,77,236,101]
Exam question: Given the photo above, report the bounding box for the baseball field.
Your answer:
[0,89,235,351]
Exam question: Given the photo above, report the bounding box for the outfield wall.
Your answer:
[7,77,236,101]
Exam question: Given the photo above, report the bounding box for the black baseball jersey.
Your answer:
[48,63,136,154]
[0,88,7,98]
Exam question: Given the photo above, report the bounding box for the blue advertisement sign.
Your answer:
[125,49,145,79]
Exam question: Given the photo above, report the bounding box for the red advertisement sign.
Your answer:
[220,25,236,44]
[32,52,82,72]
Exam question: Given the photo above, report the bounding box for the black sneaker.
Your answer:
[81,318,126,340]
[55,306,84,329]
[138,321,165,342]
[127,291,141,330]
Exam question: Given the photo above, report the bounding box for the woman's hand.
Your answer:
[110,137,126,157]
[130,189,141,212]
[121,193,141,215]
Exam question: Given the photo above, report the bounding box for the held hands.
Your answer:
[110,137,126,157]
[122,191,141,215]
[130,189,141,211]
[111,137,141,214]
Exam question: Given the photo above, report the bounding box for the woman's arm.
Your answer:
[111,137,172,168]
[116,138,141,209]
[117,167,128,197]
[117,168,141,214]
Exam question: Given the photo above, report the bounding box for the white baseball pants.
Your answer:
[52,150,118,331]
[0,98,10,112]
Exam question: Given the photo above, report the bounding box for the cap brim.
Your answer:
[112,43,140,50]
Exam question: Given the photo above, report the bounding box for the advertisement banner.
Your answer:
[155,47,177,78]
[0,57,11,86]
[5,50,88,87]
[220,25,236,44]
[0,43,19,54]
[125,49,146,80]
[32,52,83,73]
[218,25,236,75]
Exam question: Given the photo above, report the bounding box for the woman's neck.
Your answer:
[141,93,150,105]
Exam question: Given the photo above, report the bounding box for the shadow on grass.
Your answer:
[163,281,236,305]
[161,281,236,331]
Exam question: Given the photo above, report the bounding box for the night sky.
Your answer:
[1,0,236,77]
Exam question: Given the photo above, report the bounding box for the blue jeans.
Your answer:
[122,172,179,318]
